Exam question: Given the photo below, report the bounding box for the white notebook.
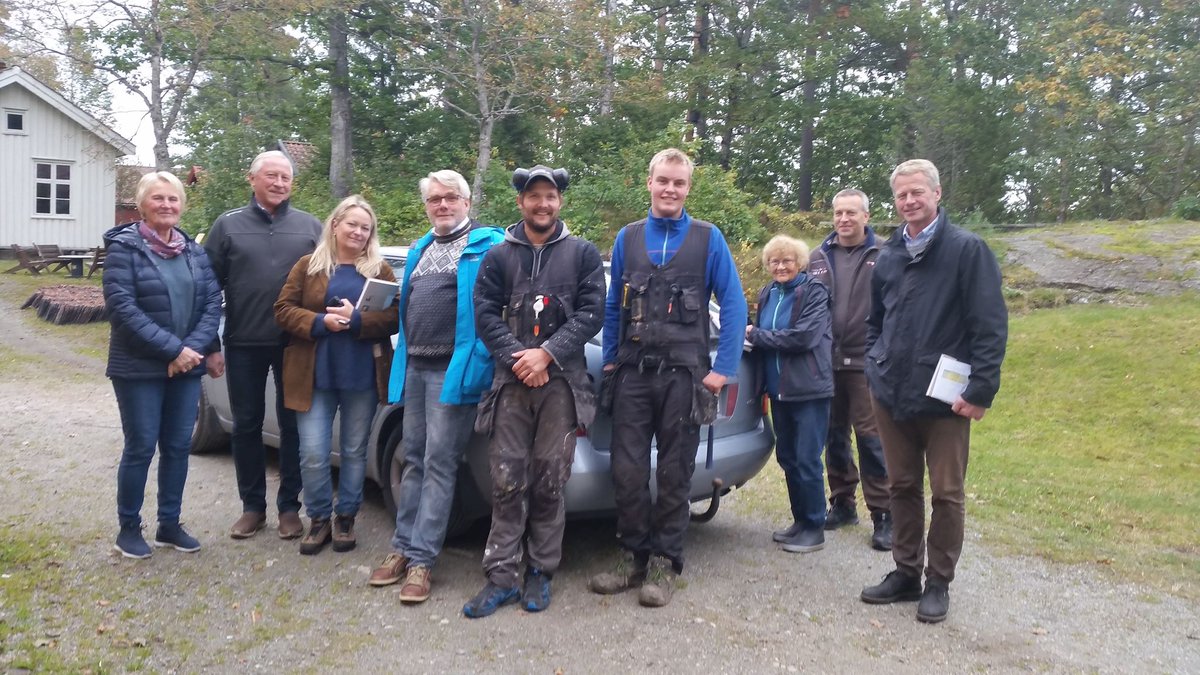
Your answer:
[926,354,971,404]
[355,278,399,312]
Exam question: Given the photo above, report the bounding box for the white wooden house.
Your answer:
[0,65,135,249]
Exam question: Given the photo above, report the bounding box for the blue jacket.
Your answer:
[602,209,747,376]
[748,273,834,402]
[102,222,223,379]
[388,223,505,405]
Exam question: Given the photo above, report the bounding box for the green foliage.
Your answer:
[1172,195,1200,221]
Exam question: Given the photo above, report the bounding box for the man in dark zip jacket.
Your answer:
[807,188,891,551]
[859,160,1007,624]
[464,165,605,618]
[204,150,322,541]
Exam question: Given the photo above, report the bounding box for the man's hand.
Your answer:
[951,396,987,421]
[512,348,552,387]
[206,352,226,378]
[701,371,727,395]
[602,363,617,373]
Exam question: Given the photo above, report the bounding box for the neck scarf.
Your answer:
[139,222,187,259]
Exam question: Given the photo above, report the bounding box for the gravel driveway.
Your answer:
[1,275,1197,673]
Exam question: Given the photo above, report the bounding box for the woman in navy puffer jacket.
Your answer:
[102,171,223,560]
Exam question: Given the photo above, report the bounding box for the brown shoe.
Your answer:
[398,565,432,603]
[299,518,331,555]
[278,511,304,540]
[588,551,648,595]
[369,552,409,587]
[331,515,356,553]
[229,512,267,539]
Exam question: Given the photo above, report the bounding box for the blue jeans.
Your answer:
[296,388,378,520]
[224,345,302,514]
[771,397,832,530]
[112,376,202,527]
[390,367,477,567]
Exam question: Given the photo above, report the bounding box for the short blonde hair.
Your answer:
[648,148,694,180]
[761,235,810,272]
[890,159,940,190]
[135,171,187,213]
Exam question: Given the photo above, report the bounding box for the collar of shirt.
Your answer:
[902,211,941,253]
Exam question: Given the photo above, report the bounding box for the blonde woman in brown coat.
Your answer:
[275,195,399,555]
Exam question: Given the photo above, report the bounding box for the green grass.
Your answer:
[970,294,1200,596]
[730,292,1200,599]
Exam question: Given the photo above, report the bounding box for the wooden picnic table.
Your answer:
[58,254,94,278]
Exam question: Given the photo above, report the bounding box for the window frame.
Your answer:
[3,108,27,135]
[33,159,75,218]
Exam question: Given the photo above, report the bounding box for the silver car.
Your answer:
[192,246,774,533]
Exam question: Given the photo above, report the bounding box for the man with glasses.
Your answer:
[807,188,892,551]
[368,170,503,605]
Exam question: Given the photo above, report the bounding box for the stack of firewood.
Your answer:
[21,285,107,325]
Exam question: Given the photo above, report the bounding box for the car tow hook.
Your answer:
[689,478,724,523]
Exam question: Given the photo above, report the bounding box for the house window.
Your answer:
[3,109,25,133]
[35,162,72,216]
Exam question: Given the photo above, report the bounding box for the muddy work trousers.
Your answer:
[609,365,699,574]
[481,377,578,588]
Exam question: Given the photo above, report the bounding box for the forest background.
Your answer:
[2,0,1198,249]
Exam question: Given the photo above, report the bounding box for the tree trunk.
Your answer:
[599,0,615,117]
[685,0,710,142]
[796,0,821,211]
[328,11,354,199]
[472,116,494,219]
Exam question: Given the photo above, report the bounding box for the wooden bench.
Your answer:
[4,244,53,275]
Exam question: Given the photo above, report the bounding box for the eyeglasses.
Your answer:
[425,194,463,206]
[767,258,797,268]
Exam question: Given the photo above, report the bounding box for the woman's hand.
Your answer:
[168,346,204,377]
[322,299,354,332]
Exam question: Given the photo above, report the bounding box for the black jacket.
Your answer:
[748,273,834,402]
[102,223,223,379]
[865,209,1008,420]
[204,196,322,347]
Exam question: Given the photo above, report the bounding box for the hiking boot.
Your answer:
[278,511,304,540]
[860,570,922,604]
[299,518,331,555]
[637,556,678,608]
[588,551,648,595]
[229,511,266,539]
[780,527,825,553]
[369,552,408,587]
[522,568,552,613]
[153,523,201,553]
[114,523,152,559]
[917,578,950,623]
[871,511,894,551]
[771,521,803,543]
[462,581,519,618]
[824,501,860,530]
[331,514,356,553]
[398,565,432,603]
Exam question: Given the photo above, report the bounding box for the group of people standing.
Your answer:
[102,147,1006,625]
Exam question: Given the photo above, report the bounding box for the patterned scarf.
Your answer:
[139,222,187,259]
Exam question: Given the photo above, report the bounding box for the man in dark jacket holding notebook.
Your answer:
[859,159,1007,624]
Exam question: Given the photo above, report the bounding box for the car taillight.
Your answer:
[721,383,739,420]
[576,426,588,438]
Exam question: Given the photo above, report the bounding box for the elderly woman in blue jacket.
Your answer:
[103,171,223,559]
[746,234,834,554]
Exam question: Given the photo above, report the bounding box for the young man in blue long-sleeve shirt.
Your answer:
[589,148,746,608]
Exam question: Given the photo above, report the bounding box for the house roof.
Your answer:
[278,139,317,174]
[115,165,157,205]
[0,65,136,156]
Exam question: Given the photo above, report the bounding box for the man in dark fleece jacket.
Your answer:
[859,160,1007,625]
[807,188,891,552]
[204,150,322,541]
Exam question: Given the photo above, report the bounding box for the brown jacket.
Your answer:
[274,254,399,412]
[807,227,880,371]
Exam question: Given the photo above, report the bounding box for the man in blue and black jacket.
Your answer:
[590,148,747,608]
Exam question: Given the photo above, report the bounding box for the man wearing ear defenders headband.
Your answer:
[465,165,605,618]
